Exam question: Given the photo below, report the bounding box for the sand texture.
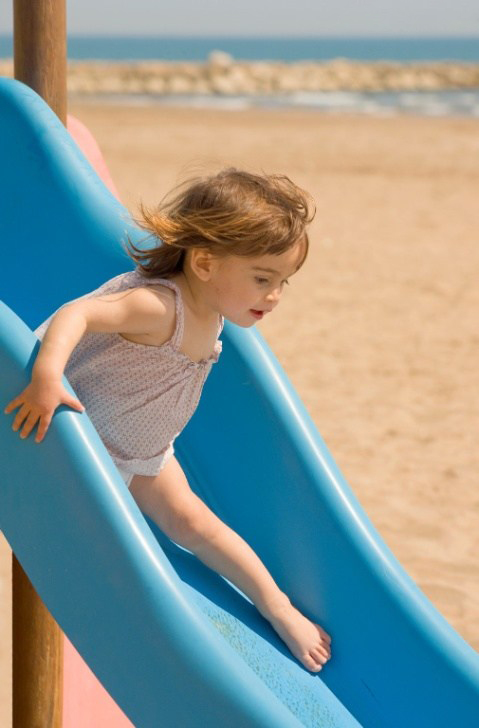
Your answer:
[1,103,478,724]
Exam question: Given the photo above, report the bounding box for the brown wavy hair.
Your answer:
[127,167,315,278]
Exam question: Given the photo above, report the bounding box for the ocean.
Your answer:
[1,34,479,116]
[1,34,479,63]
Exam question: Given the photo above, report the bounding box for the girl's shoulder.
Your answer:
[99,271,180,321]
[92,273,179,347]
[84,271,179,334]
[135,275,181,317]
[95,269,178,299]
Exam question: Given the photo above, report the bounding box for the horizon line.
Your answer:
[1,32,479,40]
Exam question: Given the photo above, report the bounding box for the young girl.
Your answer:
[5,167,331,673]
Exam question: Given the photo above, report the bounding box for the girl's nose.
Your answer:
[266,287,282,304]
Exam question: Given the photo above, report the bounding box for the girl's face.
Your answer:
[210,240,306,327]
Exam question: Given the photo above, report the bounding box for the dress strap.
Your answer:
[140,272,222,350]
[152,278,184,349]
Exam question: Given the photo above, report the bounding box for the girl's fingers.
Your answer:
[6,392,84,444]
[64,395,84,412]
[12,404,30,432]
[20,412,40,439]
[4,396,22,414]
[35,415,53,443]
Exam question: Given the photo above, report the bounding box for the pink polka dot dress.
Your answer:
[35,270,223,481]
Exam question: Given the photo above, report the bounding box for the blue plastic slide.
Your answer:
[1,78,478,727]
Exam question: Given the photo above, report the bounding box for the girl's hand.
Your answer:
[4,379,84,443]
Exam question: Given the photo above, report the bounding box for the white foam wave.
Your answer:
[70,89,479,117]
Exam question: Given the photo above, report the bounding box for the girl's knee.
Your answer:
[129,468,219,549]
[166,498,218,550]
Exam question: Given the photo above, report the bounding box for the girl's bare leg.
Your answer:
[129,456,331,672]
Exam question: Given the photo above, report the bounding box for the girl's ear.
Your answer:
[189,248,218,281]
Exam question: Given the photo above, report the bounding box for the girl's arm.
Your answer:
[4,287,173,443]
[4,306,88,443]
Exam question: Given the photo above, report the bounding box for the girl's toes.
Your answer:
[319,642,331,659]
[303,653,322,672]
[311,647,328,665]
[317,624,332,644]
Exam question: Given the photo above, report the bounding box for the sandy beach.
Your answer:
[1,101,478,723]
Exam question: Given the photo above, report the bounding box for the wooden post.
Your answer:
[13,0,67,124]
[12,558,63,727]
[12,2,66,724]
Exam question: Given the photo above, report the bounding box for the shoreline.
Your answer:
[65,89,479,119]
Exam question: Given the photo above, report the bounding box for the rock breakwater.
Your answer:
[1,53,479,95]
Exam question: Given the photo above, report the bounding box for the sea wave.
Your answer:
[69,89,479,117]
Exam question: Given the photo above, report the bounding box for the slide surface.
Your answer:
[1,78,478,727]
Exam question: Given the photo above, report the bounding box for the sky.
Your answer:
[3,0,479,37]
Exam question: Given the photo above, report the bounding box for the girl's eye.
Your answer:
[254,277,290,287]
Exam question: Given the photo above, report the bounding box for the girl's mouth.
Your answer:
[250,309,264,320]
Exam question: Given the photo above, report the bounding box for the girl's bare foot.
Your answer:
[265,599,332,672]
